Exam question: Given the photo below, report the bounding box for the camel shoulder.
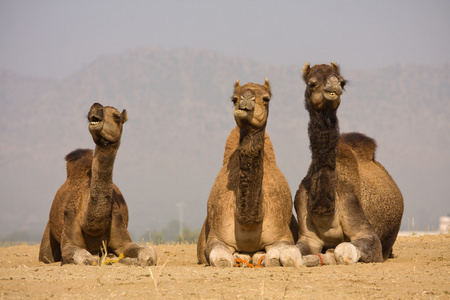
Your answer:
[339,132,377,161]
[65,149,93,179]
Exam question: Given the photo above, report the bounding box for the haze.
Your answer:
[1,0,449,79]
[1,0,449,240]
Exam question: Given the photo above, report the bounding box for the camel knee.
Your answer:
[137,246,157,266]
[70,249,95,265]
[334,242,361,264]
[209,246,235,268]
[279,246,303,267]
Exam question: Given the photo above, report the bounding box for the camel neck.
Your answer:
[308,111,339,171]
[83,143,120,234]
[307,111,339,215]
[236,127,265,225]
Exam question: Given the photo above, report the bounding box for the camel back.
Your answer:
[339,132,376,161]
[65,149,93,179]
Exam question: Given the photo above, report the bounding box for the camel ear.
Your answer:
[302,63,311,83]
[234,80,241,92]
[263,78,272,96]
[91,102,103,109]
[121,109,128,124]
[331,62,340,73]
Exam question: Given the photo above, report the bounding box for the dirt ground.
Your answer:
[0,234,449,299]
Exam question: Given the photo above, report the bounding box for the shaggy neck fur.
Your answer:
[307,107,339,215]
[83,142,120,234]
[236,127,265,225]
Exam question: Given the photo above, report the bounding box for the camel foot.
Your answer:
[264,246,281,267]
[335,243,361,265]
[279,246,303,267]
[73,249,95,265]
[252,252,265,266]
[303,252,336,267]
[233,253,252,261]
[209,247,235,267]
[138,246,157,266]
[119,257,140,266]
[264,243,302,267]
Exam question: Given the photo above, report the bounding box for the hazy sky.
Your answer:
[1,0,449,79]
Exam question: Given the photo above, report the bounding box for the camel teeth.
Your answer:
[90,121,99,126]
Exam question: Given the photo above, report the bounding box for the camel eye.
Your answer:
[231,96,238,105]
[308,79,318,88]
[113,114,121,123]
[340,79,347,88]
[263,96,270,103]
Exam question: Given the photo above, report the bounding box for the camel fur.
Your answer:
[197,79,302,267]
[39,103,157,266]
[295,63,404,265]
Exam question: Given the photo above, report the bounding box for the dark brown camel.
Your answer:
[39,103,157,266]
[295,63,404,265]
[197,79,302,267]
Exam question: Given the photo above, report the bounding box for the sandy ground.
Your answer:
[0,234,449,299]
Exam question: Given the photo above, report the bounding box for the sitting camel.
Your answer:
[295,63,404,265]
[197,79,302,267]
[39,103,157,266]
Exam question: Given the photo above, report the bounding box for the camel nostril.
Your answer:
[239,99,255,111]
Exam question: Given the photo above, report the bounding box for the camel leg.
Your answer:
[109,214,157,266]
[334,236,383,264]
[206,239,236,267]
[302,252,336,267]
[113,242,157,266]
[197,219,208,265]
[61,243,96,265]
[39,222,61,263]
[265,241,303,267]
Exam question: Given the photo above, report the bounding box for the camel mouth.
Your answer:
[88,116,103,130]
[234,109,249,118]
[324,91,339,101]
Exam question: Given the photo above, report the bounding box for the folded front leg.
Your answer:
[265,241,303,267]
[206,240,236,267]
[335,235,382,264]
[115,242,157,266]
[61,244,96,265]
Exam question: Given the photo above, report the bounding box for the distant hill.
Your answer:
[0,48,448,241]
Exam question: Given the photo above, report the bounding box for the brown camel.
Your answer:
[39,103,157,266]
[295,63,404,265]
[197,79,302,267]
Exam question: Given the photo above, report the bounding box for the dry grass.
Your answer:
[149,242,179,296]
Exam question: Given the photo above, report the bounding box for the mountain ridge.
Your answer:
[1,48,448,240]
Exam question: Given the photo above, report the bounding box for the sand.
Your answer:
[1,234,449,299]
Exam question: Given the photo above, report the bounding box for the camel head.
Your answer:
[88,103,128,146]
[302,62,347,113]
[232,79,272,131]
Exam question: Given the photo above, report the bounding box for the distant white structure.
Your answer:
[440,216,450,233]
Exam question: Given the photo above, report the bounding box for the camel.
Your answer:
[294,63,404,265]
[39,103,157,266]
[197,79,302,267]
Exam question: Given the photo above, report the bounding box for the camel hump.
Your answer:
[340,132,377,161]
[65,149,93,179]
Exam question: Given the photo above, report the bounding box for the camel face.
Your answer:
[232,79,271,130]
[88,103,128,145]
[302,62,347,112]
